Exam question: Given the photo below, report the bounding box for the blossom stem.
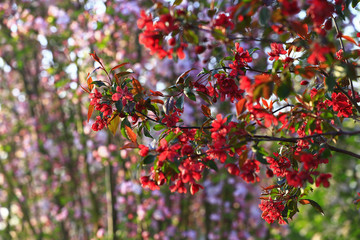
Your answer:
[332,16,357,105]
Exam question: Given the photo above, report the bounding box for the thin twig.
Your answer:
[249,130,360,142]
[272,104,294,114]
[332,16,357,105]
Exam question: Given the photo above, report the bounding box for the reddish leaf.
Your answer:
[342,35,358,45]
[262,185,280,190]
[291,21,309,40]
[119,142,139,149]
[259,196,271,200]
[236,98,247,116]
[149,89,164,96]
[110,62,129,72]
[90,52,101,63]
[87,73,94,91]
[201,104,211,117]
[262,99,269,108]
[87,104,94,123]
[299,199,311,205]
[262,83,273,99]
[132,78,143,95]
[255,74,271,84]
[176,68,196,85]
[151,99,164,104]
[80,84,90,93]
[238,150,248,167]
[125,125,137,143]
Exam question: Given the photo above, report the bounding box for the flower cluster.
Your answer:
[259,198,286,224]
[137,10,182,59]
[229,43,253,77]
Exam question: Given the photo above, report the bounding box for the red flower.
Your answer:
[307,0,334,26]
[92,116,107,131]
[307,43,331,65]
[214,13,234,29]
[286,170,313,187]
[267,43,287,61]
[239,76,252,93]
[195,45,206,54]
[271,24,286,34]
[112,86,134,106]
[315,173,332,188]
[281,0,300,16]
[156,138,181,162]
[89,89,102,106]
[214,73,243,102]
[190,183,204,195]
[336,49,344,60]
[266,168,274,178]
[240,159,260,183]
[225,163,240,176]
[140,176,160,190]
[139,145,149,157]
[161,112,180,127]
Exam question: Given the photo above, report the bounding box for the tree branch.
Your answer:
[326,144,360,159]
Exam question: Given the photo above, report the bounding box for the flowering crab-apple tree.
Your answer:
[84,0,360,225]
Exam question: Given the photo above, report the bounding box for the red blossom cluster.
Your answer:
[326,91,359,118]
[89,89,113,131]
[229,43,253,77]
[137,10,184,59]
[259,198,286,224]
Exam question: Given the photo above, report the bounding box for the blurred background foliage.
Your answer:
[0,0,359,239]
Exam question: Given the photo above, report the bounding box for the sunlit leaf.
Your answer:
[125,125,137,143]
[236,98,247,116]
[108,114,120,135]
[87,104,94,122]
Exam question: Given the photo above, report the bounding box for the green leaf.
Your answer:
[226,115,233,125]
[352,0,360,8]
[176,95,184,110]
[165,132,175,142]
[92,81,106,87]
[197,91,212,105]
[252,146,268,164]
[184,87,196,101]
[184,29,199,44]
[259,7,270,27]
[153,124,166,131]
[276,82,291,99]
[143,155,156,164]
[301,199,325,216]
[204,160,218,171]
[143,127,153,138]
[173,0,183,5]
[325,75,335,91]
[115,101,123,112]
[120,117,131,140]
[248,47,260,55]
